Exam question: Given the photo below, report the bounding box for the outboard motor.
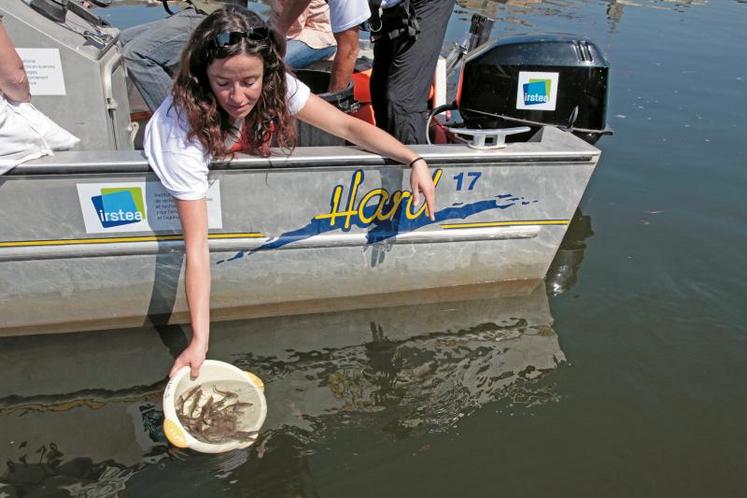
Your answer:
[457,34,610,144]
[2,1,132,150]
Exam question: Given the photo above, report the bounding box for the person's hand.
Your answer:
[410,159,436,221]
[169,338,208,380]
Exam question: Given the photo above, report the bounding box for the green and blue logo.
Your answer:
[90,187,146,228]
[523,79,551,106]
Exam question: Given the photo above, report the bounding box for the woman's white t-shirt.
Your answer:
[144,73,310,200]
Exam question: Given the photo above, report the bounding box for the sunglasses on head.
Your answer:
[213,27,271,49]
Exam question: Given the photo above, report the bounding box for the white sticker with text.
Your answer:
[16,48,66,96]
[76,181,223,234]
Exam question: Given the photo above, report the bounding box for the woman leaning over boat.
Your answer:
[144,6,437,379]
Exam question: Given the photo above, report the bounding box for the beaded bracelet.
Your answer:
[408,156,425,168]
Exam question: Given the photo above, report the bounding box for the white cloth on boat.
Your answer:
[326,0,370,33]
[0,96,79,174]
[144,72,310,201]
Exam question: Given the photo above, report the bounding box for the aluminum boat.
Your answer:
[0,1,608,336]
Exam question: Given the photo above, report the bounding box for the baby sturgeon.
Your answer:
[176,384,257,444]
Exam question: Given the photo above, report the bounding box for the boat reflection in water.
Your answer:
[227,281,565,437]
[0,229,593,495]
[545,209,594,296]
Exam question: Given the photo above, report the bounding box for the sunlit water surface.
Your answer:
[1,1,746,497]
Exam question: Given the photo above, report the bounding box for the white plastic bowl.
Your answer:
[162,360,267,453]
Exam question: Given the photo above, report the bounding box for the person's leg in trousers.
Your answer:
[371,32,396,136]
[371,0,455,144]
[118,20,150,48]
[121,10,205,111]
[285,40,336,69]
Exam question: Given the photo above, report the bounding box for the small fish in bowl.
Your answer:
[163,360,267,453]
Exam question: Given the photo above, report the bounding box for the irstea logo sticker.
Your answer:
[77,182,223,234]
[516,71,559,111]
[90,187,146,228]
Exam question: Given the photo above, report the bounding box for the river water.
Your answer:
[1,1,746,497]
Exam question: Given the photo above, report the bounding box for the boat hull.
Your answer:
[0,127,599,335]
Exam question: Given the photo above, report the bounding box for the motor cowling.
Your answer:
[457,34,610,144]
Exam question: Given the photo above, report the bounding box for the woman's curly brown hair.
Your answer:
[172,6,296,158]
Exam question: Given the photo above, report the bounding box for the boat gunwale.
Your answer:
[5,154,599,176]
[5,129,601,176]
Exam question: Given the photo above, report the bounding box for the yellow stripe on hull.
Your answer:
[440,220,569,229]
[0,233,266,248]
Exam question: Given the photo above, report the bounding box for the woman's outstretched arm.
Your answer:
[169,198,211,379]
[296,94,436,219]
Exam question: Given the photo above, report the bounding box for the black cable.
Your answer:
[161,0,175,16]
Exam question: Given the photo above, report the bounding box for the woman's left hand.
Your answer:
[410,159,436,221]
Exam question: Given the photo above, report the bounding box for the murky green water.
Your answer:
[1,1,746,496]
